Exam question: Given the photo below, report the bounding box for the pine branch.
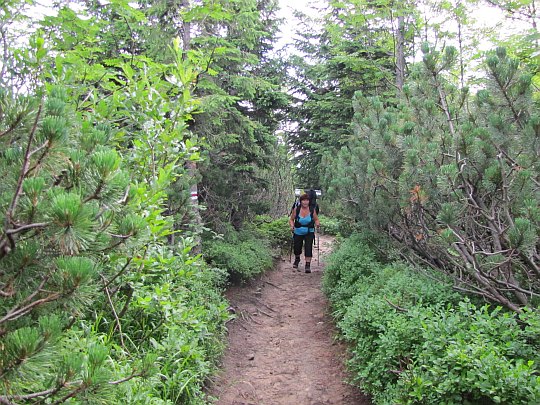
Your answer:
[0,104,42,259]
[0,112,25,139]
[50,383,87,405]
[0,277,59,325]
[5,222,47,235]
[0,386,63,402]
[489,68,524,129]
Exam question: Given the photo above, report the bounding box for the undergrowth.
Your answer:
[323,233,540,404]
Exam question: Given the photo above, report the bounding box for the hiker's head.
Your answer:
[299,193,310,205]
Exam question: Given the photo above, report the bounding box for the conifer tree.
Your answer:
[288,0,418,188]
[326,44,540,311]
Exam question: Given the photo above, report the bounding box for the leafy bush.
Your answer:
[318,214,340,235]
[115,252,230,403]
[324,233,540,404]
[203,229,273,282]
[322,234,379,318]
[400,303,540,404]
[252,215,292,248]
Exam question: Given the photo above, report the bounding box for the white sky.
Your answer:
[275,0,532,52]
[18,0,535,60]
[275,0,326,51]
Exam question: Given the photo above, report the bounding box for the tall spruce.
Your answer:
[120,0,290,230]
[288,0,418,189]
[190,0,289,229]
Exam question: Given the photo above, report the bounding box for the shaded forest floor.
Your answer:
[206,235,372,405]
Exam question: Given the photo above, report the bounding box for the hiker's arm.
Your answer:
[313,211,321,228]
[289,212,295,231]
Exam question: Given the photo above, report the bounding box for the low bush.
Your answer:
[324,233,540,405]
[400,302,540,404]
[115,253,230,404]
[252,215,292,248]
[203,229,273,283]
[318,214,340,235]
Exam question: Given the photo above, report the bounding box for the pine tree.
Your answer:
[0,84,154,402]
[327,44,540,311]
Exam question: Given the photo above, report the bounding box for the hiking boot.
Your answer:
[293,257,300,269]
[305,263,311,273]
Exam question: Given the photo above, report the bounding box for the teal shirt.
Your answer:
[294,213,315,236]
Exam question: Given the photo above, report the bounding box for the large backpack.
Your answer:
[307,189,320,214]
[289,189,320,216]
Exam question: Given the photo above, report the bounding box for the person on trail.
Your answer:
[289,193,320,273]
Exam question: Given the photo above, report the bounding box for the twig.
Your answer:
[256,308,274,319]
[100,275,126,350]
[101,256,134,290]
[384,297,407,313]
[109,371,145,385]
[254,297,276,313]
[264,281,284,291]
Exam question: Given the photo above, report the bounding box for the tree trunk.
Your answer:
[396,15,405,92]
[180,0,202,253]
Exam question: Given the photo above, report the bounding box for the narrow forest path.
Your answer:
[207,235,372,405]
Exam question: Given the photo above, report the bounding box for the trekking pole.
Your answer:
[289,232,293,262]
[314,230,319,265]
[317,234,320,265]
[317,227,321,265]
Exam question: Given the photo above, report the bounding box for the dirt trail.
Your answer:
[207,235,371,405]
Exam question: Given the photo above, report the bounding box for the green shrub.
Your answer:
[324,233,540,405]
[400,302,540,405]
[318,214,340,235]
[322,234,379,318]
[252,215,292,248]
[203,230,273,282]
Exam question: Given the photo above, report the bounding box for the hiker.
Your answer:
[289,193,320,273]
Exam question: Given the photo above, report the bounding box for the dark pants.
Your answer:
[293,233,315,257]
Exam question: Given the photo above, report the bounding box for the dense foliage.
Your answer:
[0,80,229,403]
[286,0,418,187]
[286,0,540,312]
[1,1,274,402]
[324,46,540,311]
[203,228,273,282]
[323,234,540,404]
[2,0,540,402]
